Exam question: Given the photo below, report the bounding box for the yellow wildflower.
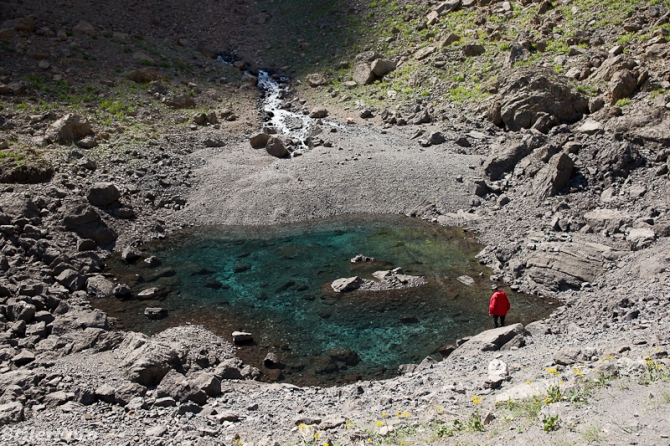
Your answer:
[376,421,383,427]
[470,395,483,405]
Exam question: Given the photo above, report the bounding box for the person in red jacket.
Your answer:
[489,285,510,328]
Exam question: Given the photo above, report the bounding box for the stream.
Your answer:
[218,55,342,150]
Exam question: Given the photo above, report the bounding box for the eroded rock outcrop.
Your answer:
[488,68,588,132]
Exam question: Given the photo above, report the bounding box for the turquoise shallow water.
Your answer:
[93,215,555,386]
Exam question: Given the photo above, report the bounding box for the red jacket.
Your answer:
[489,291,510,316]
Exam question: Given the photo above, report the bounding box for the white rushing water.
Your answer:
[256,70,315,144]
[218,55,344,149]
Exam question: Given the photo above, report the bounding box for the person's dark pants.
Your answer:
[493,315,505,328]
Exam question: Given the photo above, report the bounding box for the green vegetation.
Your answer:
[447,85,489,105]
[0,150,25,165]
[542,415,560,432]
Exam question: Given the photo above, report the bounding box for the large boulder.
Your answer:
[608,69,637,105]
[0,401,24,426]
[371,59,396,77]
[163,94,196,109]
[583,209,632,233]
[453,324,526,354]
[87,183,121,207]
[119,333,179,386]
[306,73,328,87]
[249,133,271,148]
[62,203,117,245]
[45,114,93,144]
[156,370,208,405]
[352,63,375,86]
[482,138,532,181]
[606,107,670,146]
[87,275,115,297]
[595,140,643,178]
[531,152,574,198]
[265,137,289,158]
[489,68,588,132]
[190,372,221,397]
[55,269,87,292]
[114,382,147,407]
[526,239,619,291]
[554,347,582,365]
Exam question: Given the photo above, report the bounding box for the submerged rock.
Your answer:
[144,307,168,319]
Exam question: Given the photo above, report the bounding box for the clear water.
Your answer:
[93,215,556,386]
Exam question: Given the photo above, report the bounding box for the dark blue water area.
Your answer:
[92,215,556,386]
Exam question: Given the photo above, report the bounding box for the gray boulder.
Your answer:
[371,59,396,77]
[214,359,247,380]
[352,63,375,85]
[436,0,461,14]
[0,401,24,426]
[163,94,196,109]
[608,69,637,105]
[309,107,328,119]
[306,73,328,87]
[7,301,35,323]
[607,108,670,147]
[531,152,574,198]
[95,384,116,404]
[55,269,86,292]
[191,372,221,397]
[331,276,363,293]
[265,137,289,158]
[595,141,643,178]
[45,114,93,144]
[114,382,147,407]
[554,347,582,365]
[86,275,114,297]
[119,333,179,386]
[156,370,208,405]
[43,391,69,408]
[490,68,588,132]
[87,183,121,207]
[249,133,271,148]
[454,324,526,353]
[583,209,632,233]
[482,138,532,181]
